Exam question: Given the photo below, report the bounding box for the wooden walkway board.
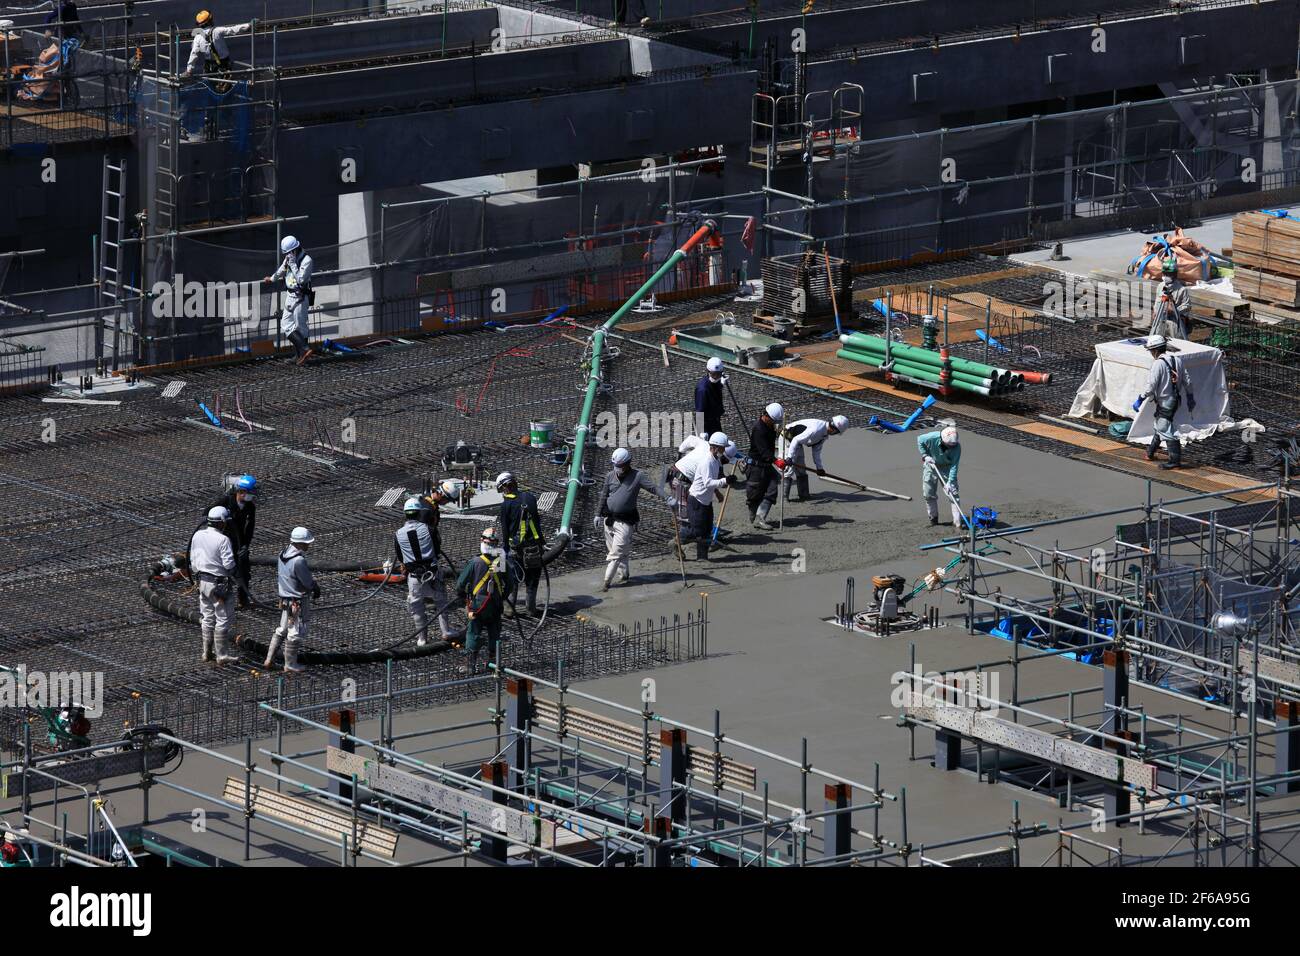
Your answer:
[1013,420,1120,453]
[761,364,871,392]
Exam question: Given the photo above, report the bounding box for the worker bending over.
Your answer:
[456,527,517,673]
[212,473,257,608]
[918,426,962,528]
[190,506,240,664]
[680,432,732,560]
[263,235,315,365]
[391,486,463,647]
[1150,257,1190,340]
[496,472,546,616]
[595,447,659,591]
[266,527,318,672]
[695,357,728,436]
[779,415,849,501]
[181,10,251,78]
[745,402,784,530]
[1136,334,1195,470]
[669,433,736,534]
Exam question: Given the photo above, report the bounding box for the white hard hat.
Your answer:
[280,235,301,255]
[765,402,784,422]
[495,471,514,489]
[706,357,724,374]
[481,526,500,545]
[437,478,464,499]
[1146,334,1167,350]
[402,496,423,514]
[207,505,229,523]
[940,426,959,446]
[611,447,631,466]
[830,414,849,432]
[708,431,729,448]
[290,526,315,545]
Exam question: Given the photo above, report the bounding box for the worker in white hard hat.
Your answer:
[680,431,732,560]
[455,526,517,673]
[777,414,849,502]
[918,426,962,528]
[594,447,660,591]
[262,235,315,365]
[266,526,318,672]
[745,402,784,530]
[1136,334,1195,470]
[181,10,252,79]
[189,505,240,663]
[694,356,728,436]
[390,495,463,647]
[668,433,736,533]
[495,471,547,616]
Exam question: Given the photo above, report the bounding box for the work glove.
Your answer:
[1132,396,1143,413]
[605,517,616,529]
[592,514,603,530]
[775,458,786,469]
[1187,393,1197,413]
[726,474,743,488]
[815,467,827,477]
[311,584,321,600]
[382,559,393,574]
[923,456,935,468]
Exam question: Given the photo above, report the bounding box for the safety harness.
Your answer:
[505,493,544,570]
[466,554,504,618]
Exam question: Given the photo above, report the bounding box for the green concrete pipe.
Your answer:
[836,347,998,390]
[836,348,995,397]
[839,333,1013,384]
[556,219,717,542]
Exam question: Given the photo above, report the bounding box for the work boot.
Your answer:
[214,633,240,665]
[753,502,775,531]
[526,585,540,617]
[1145,436,1161,461]
[201,634,215,663]
[295,347,314,366]
[283,640,306,674]
[263,632,283,669]
[1159,439,1183,470]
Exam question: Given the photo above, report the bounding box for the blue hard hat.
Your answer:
[235,474,258,492]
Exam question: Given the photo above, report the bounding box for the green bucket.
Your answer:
[529,420,555,449]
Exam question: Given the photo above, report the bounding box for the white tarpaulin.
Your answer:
[1067,337,1250,444]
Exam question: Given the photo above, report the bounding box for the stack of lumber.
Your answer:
[1232,211,1300,306]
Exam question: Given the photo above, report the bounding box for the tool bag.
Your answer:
[520,541,543,571]
[1127,229,1215,283]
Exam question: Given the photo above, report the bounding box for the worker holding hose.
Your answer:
[778,415,849,502]
[496,472,547,617]
[594,447,659,591]
[211,473,257,608]
[746,403,784,531]
[456,527,516,673]
[917,426,962,528]
[265,527,318,673]
[390,489,463,647]
[190,506,240,664]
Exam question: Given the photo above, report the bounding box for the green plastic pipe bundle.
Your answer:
[838,347,997,389]
[839,333,1015,384]
[556,220,718,540]
[837,348,994,396]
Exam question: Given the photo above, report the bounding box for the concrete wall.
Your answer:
[2,0,374,31]
[494,6,724,71]
[277,38,633,115]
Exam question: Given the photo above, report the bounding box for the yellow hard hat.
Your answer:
[196,10,213,26]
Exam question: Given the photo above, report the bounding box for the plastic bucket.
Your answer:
[529,420,555,449]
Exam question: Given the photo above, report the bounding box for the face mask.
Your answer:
[481,543,499,556]
[616,464,629,476]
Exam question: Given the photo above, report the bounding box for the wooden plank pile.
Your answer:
[1232,212,1300,306]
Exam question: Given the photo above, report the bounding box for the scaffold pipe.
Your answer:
[553,220,717,546]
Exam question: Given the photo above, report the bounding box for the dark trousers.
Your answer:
[287,326,310,359]
[684,498,714,559]
[745,465,778,516]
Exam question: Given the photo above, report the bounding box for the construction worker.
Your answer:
[390,488,462,647]
[779,415,849,501]
[189,506,240,663]
[695,357,728,436]
[265,526,318,672]
[456,526,516,672]
[212,473,257,608]
[918,426,962,528]
[1150,256,1190,340]
[496,472,546,616]
[681,432,731,560]
[180,10,251,78]
[746,402,784,530]
[1136,334,1195,470]
[594,447,659,591]
[263,235,315,365]
[668,433,737,535]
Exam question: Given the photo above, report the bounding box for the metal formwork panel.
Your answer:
[3,747,174,797]
[1054,737,1124,783]
[328,747,538,846]
[973,714,1059,765]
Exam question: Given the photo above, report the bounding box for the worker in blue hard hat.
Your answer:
[211,473,258,608]
[263,235,315,365]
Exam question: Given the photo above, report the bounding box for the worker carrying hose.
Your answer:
[496,472,547,617]
[180,10,251,79]
[390,487,464,647]
[1136,334,1195,470]
[680,432,734,561]
[190,506,240,664]
[456,527,517,673]
[266,527,318,673]
[1150,256,1190,340]
[918,426,962,528]
[695,357,728,436]
[262,235,315,366]
[594,447,659,591]
[211,473,257,608]
[746,402,784,531]
[778,415,849,502]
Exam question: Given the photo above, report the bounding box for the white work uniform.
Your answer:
[1150,279,1190,340]
[1145,352,1193,443]
[783,418,832,499]
[190,525,236,653]
[185,22,251,75]
[271,251,314,337]
[687,451,727,505]
[395,519,455,643]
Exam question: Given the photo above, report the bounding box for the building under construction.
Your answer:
[3,0,1300,875]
